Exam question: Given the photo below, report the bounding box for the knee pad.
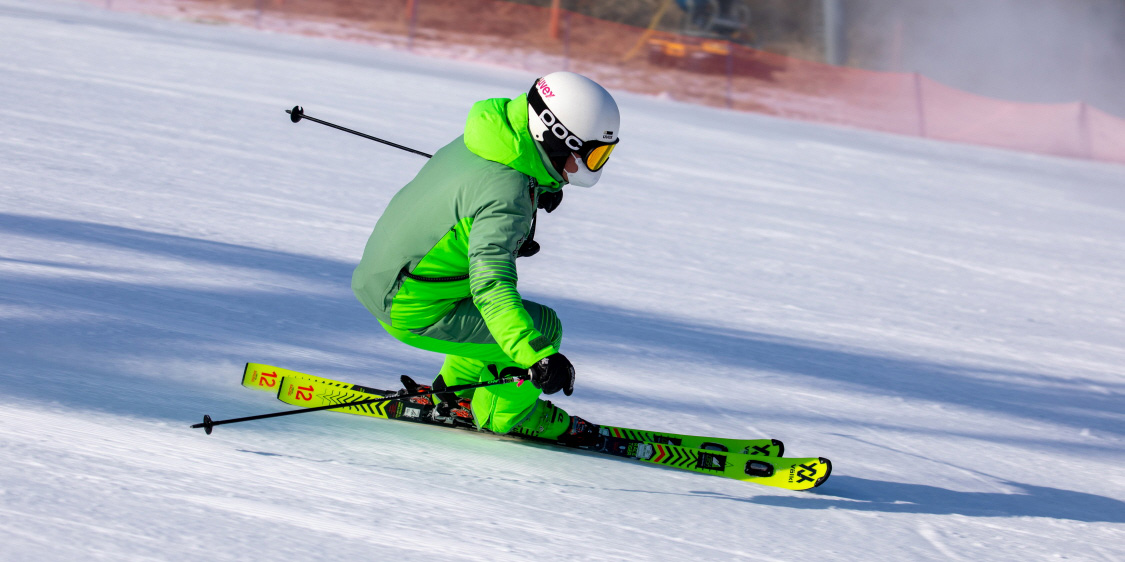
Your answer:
[511,400,571,440]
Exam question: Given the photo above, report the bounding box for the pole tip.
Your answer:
[289,105,304,123]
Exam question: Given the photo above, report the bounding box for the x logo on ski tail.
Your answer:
[786,458,832,488]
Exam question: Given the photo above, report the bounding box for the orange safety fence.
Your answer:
[92,0,1125,165]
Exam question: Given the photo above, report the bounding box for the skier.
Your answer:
[351,71,620,445]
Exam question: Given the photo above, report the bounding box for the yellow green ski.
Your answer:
[241,363,783,456]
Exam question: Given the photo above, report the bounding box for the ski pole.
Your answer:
[286,106,433,158]
[192,373,528,434]
[287,105,545,252]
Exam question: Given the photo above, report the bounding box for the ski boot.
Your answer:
[556,415,602,448]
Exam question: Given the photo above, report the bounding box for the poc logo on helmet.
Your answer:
[538,108,583,151]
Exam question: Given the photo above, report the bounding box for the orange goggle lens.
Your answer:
[584,143,616,172]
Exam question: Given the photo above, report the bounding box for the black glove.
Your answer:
[516,239,540,258]
[538,189,563,213]
[529,353,574,396]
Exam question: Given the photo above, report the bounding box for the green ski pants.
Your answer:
[378,298,568,437]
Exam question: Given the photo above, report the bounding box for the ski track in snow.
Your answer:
[1,0,1124,560]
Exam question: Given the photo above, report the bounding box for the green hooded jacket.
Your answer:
[352,94,563,368]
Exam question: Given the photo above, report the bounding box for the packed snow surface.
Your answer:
[2,1,1124,559]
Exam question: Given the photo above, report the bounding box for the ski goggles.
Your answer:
[528,81,619,172]
[582,139,617,172]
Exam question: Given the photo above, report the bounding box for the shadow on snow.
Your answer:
[699,475,1125,524]
[3,213,1121,519]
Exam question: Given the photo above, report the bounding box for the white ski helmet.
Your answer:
[527,71,620,187]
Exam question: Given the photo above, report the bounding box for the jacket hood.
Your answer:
[463,94,563,191]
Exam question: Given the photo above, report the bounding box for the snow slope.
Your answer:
[1,0,1123,559]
